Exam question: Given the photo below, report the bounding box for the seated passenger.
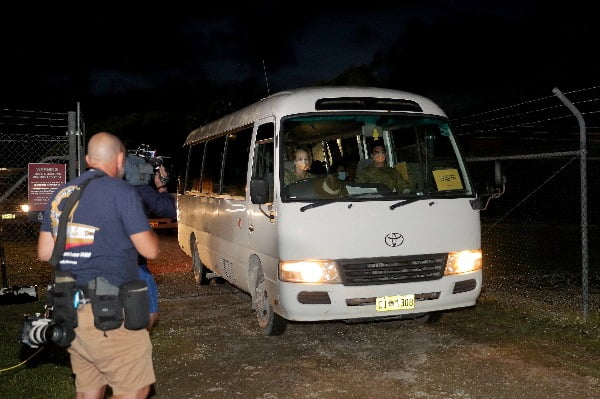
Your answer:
[284,148,315,185]
[356,144,409,193]
[334,163,349,181]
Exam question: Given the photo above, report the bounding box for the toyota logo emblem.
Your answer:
[384,233,404,247]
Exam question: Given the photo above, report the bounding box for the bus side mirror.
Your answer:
[471,160,506,211]
[250,178,269,204]
[494,160,506,186]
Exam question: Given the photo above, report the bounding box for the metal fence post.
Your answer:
[76,102,85,176]
[552,87,589,321]
[68,111,77,180]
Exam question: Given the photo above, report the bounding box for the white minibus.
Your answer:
[177,86,504,335]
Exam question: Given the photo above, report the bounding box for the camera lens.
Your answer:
[51,324,75,348]
[21,315,75,348]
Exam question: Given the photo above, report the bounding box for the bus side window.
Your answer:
[252,122,275,202]
[222,127,253,197]
[203,136,226,194]
[185,142,205,193]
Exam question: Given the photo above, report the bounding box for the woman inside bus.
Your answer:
[284,148,315,185]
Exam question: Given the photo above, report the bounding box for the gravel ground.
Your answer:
[2,230,599,398]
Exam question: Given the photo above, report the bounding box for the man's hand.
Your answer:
[154,165,169,188]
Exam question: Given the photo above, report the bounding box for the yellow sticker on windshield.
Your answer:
[432,169,463,191]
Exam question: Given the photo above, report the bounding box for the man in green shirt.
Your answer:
[356,144,409,193]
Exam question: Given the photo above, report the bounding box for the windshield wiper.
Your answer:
[389,197,422,210]
[300,200,339,212]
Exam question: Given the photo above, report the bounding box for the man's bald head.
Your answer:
[85,132,126,178]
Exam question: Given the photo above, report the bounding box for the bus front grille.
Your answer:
[339,254,447,286]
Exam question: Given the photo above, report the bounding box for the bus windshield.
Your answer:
[280,114,472,201]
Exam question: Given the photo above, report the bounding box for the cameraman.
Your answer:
[37,132,159,398]
[125,156,176,333]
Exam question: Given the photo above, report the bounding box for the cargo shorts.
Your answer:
[67,304,156,395]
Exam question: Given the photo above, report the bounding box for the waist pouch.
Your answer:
[88,277,150,331]
[121,280,150,330]
[90,277,123,331]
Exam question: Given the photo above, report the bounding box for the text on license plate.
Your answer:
[376,294,415,312]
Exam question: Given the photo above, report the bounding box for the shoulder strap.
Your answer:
[49,172,104,268]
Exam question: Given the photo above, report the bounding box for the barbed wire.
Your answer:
[0,108,71,131]
[452,85,600,141]
[452,84,600,123]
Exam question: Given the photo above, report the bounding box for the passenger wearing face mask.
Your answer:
[335,164,348,181]
[284,148,315,185]
[356,144,409,193]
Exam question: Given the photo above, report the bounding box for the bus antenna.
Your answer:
[262,59,270,96]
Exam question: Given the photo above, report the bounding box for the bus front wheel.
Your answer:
[254,272,287,336]
[413,311,443,324]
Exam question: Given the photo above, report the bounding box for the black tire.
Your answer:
[412,311,443,324]
[254,272,287,336]
[191,241,210,285]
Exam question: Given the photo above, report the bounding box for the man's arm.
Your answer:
[137,184,176,218]
[131,230,160,260]
[393,169,410,193]
[37,231,55,262]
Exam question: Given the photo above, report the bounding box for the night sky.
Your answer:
[1,1,598,159]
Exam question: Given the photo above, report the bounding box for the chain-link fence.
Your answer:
[455,86,600,319]
[0,133,72,241]
[1,106,84,290]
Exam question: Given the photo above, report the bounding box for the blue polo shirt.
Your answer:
[41,169,151,287]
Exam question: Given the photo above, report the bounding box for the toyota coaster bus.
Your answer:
[177,86,504,335]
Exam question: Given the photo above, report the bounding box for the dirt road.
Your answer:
[146,232,599,399]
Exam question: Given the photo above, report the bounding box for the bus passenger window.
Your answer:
[185,142,205,193]
[222,127,253,197]
[203,136,226,193]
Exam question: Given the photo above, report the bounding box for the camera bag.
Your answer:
[121,280,150,330]
[89,277,124,331]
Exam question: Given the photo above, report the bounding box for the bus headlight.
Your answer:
[279,260,341,283]
[444,250,482,275]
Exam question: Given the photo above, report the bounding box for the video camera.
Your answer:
[20,312,74,349]
[125,144,171,186]
[20,270,78,349]
[130,144,168,170]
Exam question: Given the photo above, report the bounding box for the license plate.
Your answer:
[376,294,415,312]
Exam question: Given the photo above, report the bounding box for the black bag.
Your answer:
[121,280,150,330]
[48,270,78,347]
[90,277,123,331]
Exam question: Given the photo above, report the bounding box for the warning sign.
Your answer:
[28,163,67,211]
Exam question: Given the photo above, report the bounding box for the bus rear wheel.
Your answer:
[191,242,210,285]
[254,272,287,336]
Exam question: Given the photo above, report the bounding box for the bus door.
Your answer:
[247,120,278,283]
